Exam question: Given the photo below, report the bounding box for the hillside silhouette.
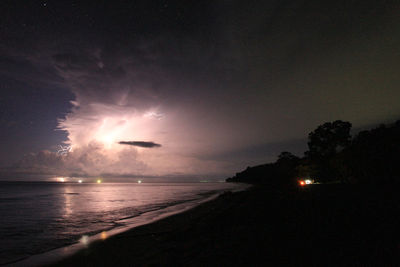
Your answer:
[227,119,400,186]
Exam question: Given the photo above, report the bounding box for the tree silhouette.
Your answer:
[306,120,352,161]
[227,119,400,185]
[305,120,352,182]
[277,151,298,163]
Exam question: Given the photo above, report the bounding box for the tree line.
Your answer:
[226,119,400,186]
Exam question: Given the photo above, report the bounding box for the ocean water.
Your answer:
[0,181,245,265]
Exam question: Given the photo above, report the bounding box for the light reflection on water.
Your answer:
[0,182,244,265]
[62,186,73,218]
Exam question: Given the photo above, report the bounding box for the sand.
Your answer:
[51,184,399,266]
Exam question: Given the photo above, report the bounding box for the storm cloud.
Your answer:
[1,1,400,178]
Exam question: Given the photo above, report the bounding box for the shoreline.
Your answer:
[8,184,250,267]
[50,184,398,266]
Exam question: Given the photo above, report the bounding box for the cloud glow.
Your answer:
[59,103,165,150]
[2,1,400,181]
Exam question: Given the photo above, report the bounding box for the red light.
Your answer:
[299,181,305,186]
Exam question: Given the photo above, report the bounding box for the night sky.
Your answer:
[0,1,399,180]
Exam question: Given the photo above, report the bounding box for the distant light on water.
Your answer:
[58,177,65,182]
[78,180,83,183]
[97,179,102,184]
[138,180,142,184]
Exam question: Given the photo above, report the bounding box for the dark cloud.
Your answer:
[118,141,162,148]
[52,53,101,72]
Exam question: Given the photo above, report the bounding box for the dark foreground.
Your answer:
[53,184,399,266]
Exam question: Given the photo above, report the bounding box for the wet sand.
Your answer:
[52,184,399,266]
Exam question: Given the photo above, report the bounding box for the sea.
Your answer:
[0,181,247,266]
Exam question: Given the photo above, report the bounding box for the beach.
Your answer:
[52,184,399,266]
[0,182,245,266]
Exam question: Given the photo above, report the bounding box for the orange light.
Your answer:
[101,231,107,240]
[299,181,305,186]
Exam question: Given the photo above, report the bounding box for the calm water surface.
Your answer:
[0,181,244,265]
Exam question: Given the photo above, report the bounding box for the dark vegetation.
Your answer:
[227,119,400,186]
